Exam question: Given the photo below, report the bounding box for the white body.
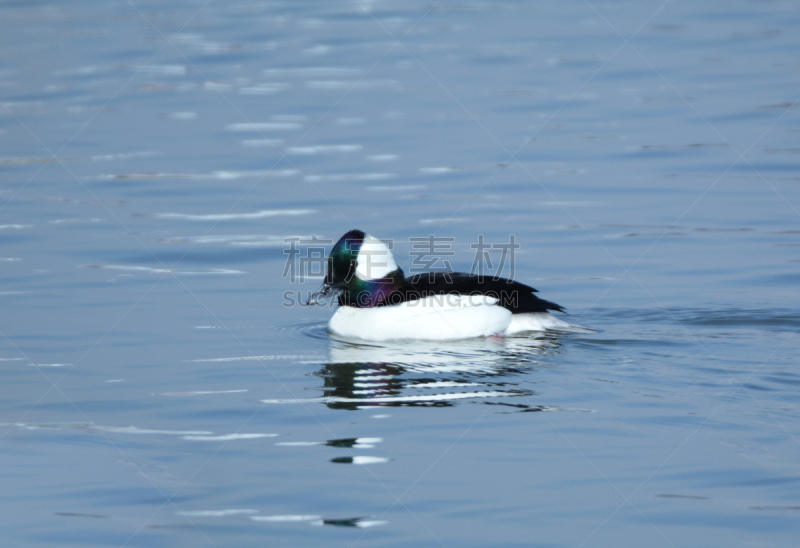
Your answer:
[327,295,579,341]
[504,311,575,335]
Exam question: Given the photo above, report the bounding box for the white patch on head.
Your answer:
[355,234,397,280]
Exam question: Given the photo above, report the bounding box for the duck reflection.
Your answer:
[311,334,563,410]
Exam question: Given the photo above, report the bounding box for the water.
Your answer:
[2,0,799,546]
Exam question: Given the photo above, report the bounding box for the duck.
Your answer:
[308,229,592,341]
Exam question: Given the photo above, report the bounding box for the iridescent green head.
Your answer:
[310,230,406,308]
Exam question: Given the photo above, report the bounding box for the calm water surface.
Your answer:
[2,1,799,547]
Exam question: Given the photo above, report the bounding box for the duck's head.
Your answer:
[309,229,405,308]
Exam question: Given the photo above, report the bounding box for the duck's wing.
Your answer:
[402,272,565,314]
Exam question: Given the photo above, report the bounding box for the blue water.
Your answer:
[2,1,799,546]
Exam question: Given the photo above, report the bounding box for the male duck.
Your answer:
[309,229,591,341]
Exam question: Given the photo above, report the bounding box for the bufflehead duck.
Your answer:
[308,229,591,341]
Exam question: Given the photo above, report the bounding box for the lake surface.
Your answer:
[2,1,799,546]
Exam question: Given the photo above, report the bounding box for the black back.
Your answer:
[376,272,564,314]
